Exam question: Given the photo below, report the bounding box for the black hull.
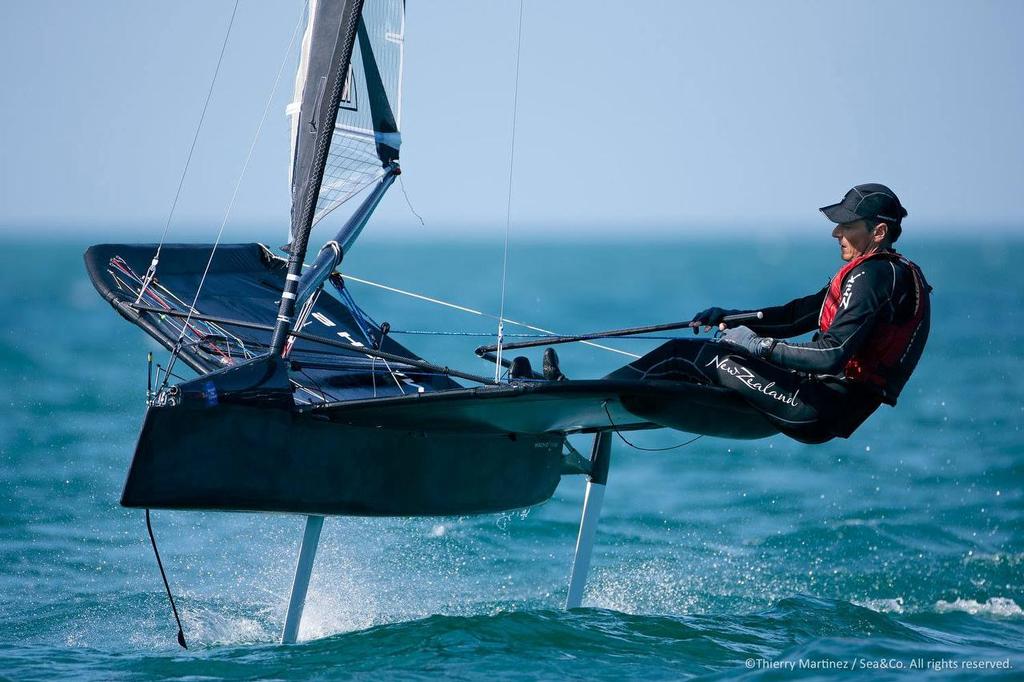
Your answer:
[313,379,778,440]
[87,242,781,519]
[122,403,565,516]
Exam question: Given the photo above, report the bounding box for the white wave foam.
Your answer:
[963,552,1024,566]
[854,597,905,614]
[173,600,277,646]
[934,597,1023,618]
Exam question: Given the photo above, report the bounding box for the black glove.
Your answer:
[689,307,739,334]
[718,325,775,358]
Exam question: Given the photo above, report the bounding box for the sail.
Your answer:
[287,0,365,252]
[288,0,404,240]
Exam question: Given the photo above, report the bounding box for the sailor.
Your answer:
[620,183,931,443]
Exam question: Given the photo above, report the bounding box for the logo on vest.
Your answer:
[705,355,801,406]
[840,271,866,309]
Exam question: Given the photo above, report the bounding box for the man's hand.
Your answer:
[717,325,772,358]
[689,307,738,334]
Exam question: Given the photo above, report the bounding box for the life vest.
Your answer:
[819,250,930,403]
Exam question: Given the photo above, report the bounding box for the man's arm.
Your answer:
[746,286,827,338]
[691,287,826,338]
[766,260,895,374]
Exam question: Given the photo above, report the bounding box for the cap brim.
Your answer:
[819,202,861,224]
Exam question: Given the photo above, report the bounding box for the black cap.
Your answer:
[820,183,908,225]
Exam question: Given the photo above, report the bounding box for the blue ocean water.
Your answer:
[0,234,1022,680]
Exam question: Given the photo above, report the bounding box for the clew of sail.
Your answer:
[288,0,404,240]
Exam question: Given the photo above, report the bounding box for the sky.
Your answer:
[0,0,1022,239]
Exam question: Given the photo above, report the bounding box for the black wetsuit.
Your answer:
[608,254,931,443]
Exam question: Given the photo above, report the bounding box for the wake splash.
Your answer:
[934,597,1023,618]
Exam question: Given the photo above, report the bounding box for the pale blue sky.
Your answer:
[0,0,1021,238]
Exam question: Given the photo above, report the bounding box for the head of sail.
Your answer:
[287,0,404,243]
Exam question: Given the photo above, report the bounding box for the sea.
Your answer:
[0,234,1021,680]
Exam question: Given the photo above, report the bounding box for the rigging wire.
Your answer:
[162,3,307,385]
[136,0,241,304]
[386,329,690,340]
[342,273,640,358]
[336,283,408,392]
[494,0,526,381]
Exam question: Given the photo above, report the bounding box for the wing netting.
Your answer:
[85,244,460,405]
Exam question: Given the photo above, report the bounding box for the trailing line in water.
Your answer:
[145,510,187,650]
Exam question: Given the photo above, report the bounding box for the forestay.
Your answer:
[287,0,404,239]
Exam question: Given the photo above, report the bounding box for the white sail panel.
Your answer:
[288,0,404,229]
[286,0,318,192]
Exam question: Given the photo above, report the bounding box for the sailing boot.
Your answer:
[542,347,567,381]
[509,356,534,380]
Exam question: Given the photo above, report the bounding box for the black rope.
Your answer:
[602,402,703,452]
[145,510,188,649]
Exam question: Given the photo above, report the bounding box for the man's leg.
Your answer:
[603,338,711,384]
[604,339,843,443]
[693,343,840,443]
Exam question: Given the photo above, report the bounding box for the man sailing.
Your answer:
[607,183,931,443]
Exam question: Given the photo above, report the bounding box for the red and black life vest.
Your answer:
[819,250,930,403]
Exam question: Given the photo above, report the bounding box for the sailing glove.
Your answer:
[690,307,740,334]
[718,325,776,359]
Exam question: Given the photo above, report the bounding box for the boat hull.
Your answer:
[122,402,565,516]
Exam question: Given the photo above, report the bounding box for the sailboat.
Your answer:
[84,0,778,644]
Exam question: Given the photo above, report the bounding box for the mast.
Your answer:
[272,0,405,356]
[271,0,367,355]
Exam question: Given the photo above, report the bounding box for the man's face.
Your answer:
[832,220,876,261]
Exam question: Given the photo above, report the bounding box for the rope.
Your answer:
[389,330,552,338]
[162,4,306,384]
[398,174,425,226]
[136,0,240,303]
[145,510,188,649]
[387,329,690,340]
[342,274,640,358]
[603,402,703,452]
[494,0,526,381]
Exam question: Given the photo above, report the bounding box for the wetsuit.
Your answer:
[609,250,931,443]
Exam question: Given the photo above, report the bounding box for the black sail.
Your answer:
[289,0,367,252]
[288,0,405,236]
